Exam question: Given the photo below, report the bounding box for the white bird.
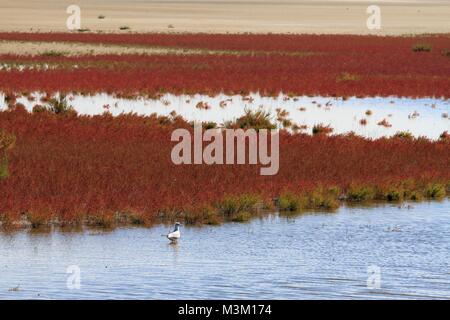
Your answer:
[166,222,181,242]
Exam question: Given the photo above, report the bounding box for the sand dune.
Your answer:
[0,0,449,34]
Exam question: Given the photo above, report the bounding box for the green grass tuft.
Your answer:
[412,43,432,52]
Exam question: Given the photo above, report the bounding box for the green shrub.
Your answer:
[218,196,240,216]
[86,211,116,228]
[32,104,48,113]
[0,129,15,180]
[407,190,424,201]
[231,212,252,222]
[217,194,261,222]
[0,155,9,180]
[127,212,147,225]
[382,189,404,202]
[183,205,220,225]
[439,131,449,141]
[337,72,360,82]
[305,187,340,210]
[425,183,446,199]
[202,121,217,129]
[41,50,68,57]
[347,185,376,201]
[312,124,333,135]
[46,95,77,115]
[226,107,276,131]
[412,43,432,52]
[277,192,303,211]
[393,131,413,140]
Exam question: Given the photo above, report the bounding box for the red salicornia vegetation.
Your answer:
[0,33,449,98]
[0,108,448,227]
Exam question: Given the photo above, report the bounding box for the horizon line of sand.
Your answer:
[0,0,449,35]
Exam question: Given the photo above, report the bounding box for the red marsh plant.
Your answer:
[1,33,446,56]
[0,109,448,228]
[0,34,449,98]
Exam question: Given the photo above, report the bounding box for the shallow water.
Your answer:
[1,200,449,299]
[2,92,449,139]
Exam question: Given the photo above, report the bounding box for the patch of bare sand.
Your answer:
[0,40,209,56]
[0,0,449,35]
[0,40,319,56]
[0,39,324,56]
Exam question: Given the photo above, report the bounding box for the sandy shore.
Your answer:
[0,40,215,56]
[0,0,449,35]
